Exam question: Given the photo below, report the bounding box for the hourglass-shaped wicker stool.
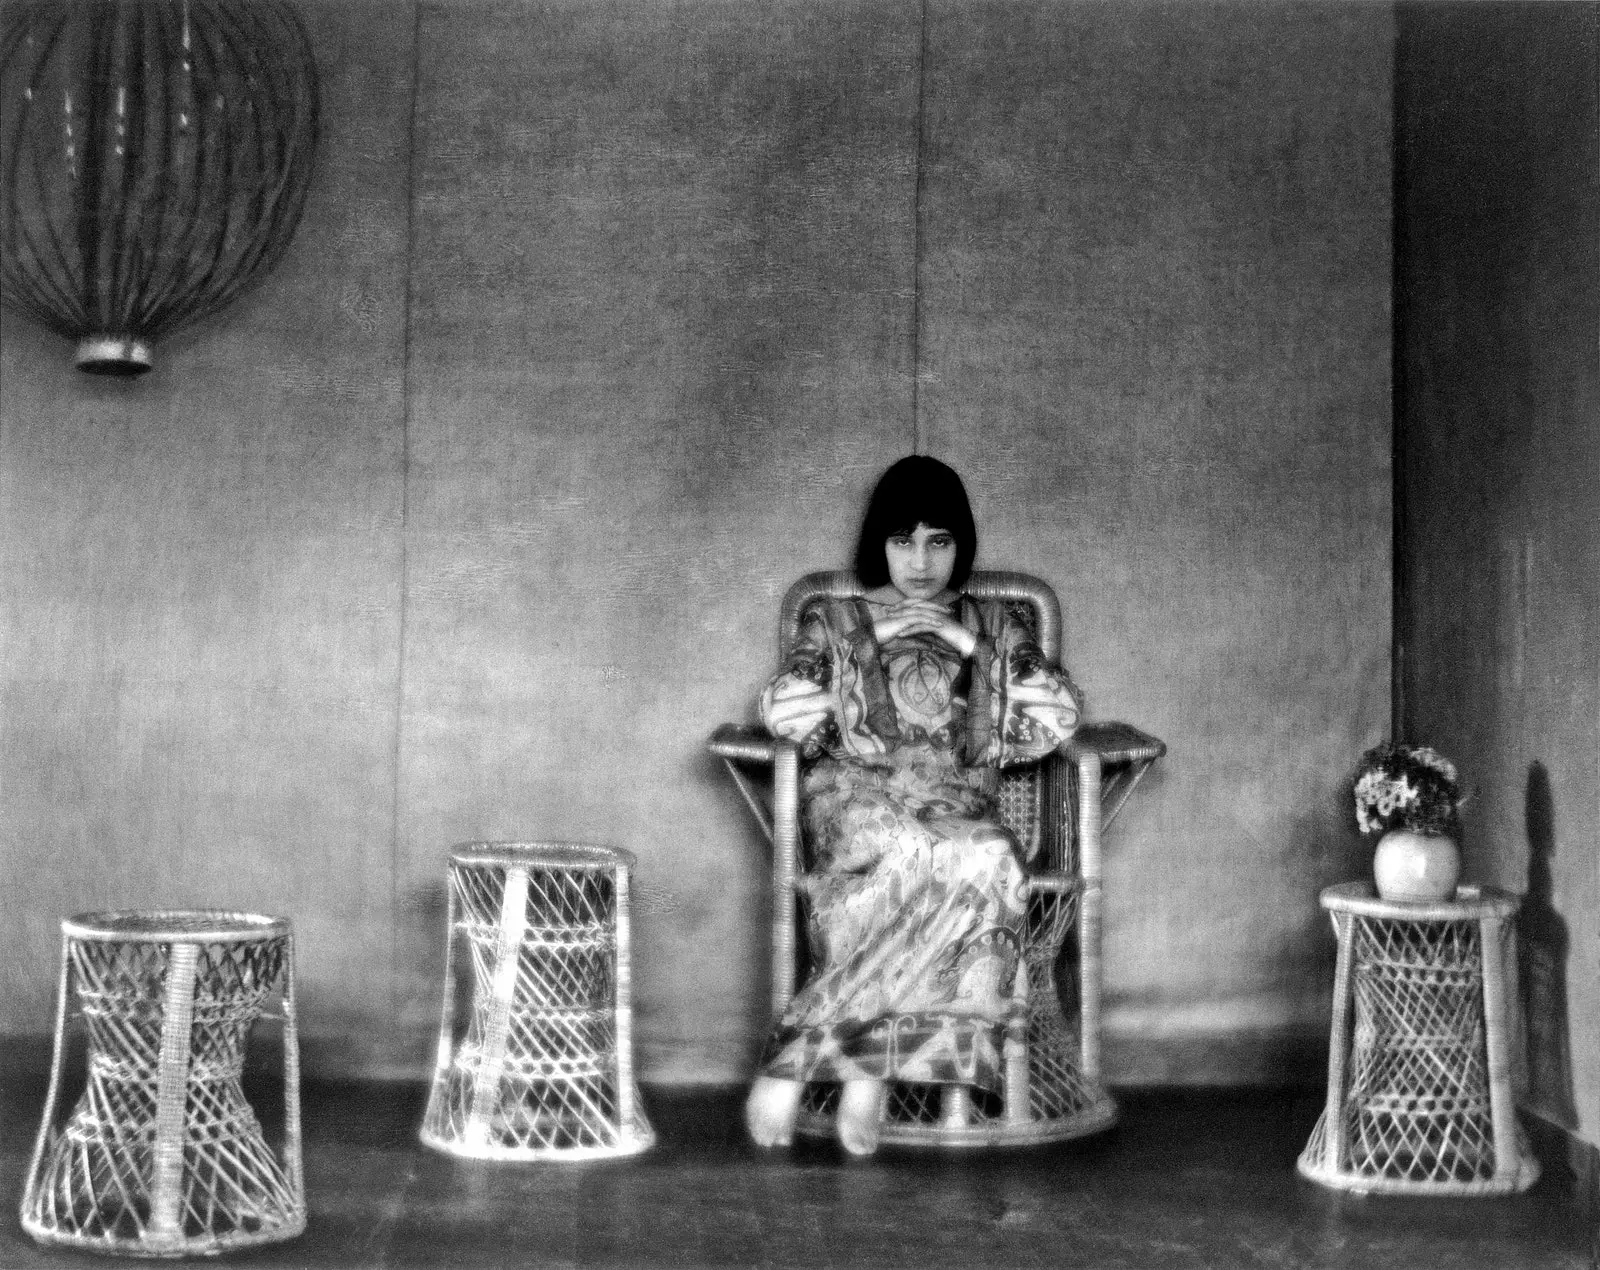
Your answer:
[420,842,655,1160]
[20,911,305,1257]
[1298,882,1540,1195]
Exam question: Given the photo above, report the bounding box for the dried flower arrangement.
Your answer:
[1351,742,1465,839]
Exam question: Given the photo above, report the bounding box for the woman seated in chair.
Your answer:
[746,454,1083,1155]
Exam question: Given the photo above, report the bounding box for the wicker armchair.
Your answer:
[709,569,1164,1147]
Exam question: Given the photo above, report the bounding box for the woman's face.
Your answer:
[884,523,957,601]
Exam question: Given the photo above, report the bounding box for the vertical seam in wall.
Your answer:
[1389,12,1407,745]
[911,0,928,456]
[1590,16,1600,1013]
[389,0,423,1026]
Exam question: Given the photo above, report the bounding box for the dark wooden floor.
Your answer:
[2,1074,1593,1269]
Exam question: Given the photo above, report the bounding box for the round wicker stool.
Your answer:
[1298,882,1540,1195]
[420,842,655,1160]
[20,911,305,1257]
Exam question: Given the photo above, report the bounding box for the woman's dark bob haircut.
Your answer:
[853,455,978,589]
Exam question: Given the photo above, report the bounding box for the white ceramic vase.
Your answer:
[1373,829,1460,902]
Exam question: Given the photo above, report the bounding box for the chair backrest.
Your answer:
[776,568,1069,872]
[778,568,1064,664]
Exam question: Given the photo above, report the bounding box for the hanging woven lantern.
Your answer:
[0,0,319,375]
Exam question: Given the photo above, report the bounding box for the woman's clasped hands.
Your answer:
[871,597,978,658]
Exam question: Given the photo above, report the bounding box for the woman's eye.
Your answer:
[888,536,912,547]
[931,537,953,549]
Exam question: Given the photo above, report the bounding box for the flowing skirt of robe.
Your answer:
[758,748,1029,1094]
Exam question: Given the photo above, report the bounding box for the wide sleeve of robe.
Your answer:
[969,600,1082,769]
[758,610,837,756]
[764,596,1081,770]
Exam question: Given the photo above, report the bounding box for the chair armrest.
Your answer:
[1062,720,1166,845]
[1024,871,1083,899]
[708,722,777,765]
[1064,721,1166,766]
[1022,872,1083,972]
[708,725,797,872]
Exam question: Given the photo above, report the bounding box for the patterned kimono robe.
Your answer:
[757,594,1081,1094]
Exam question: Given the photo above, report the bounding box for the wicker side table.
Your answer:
[20,911,305,1257]
[1298,882,1540,1195]
[420,842,655,1160]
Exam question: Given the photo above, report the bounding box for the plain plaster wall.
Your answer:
[1395,2,1600,1155]
[0,0,1392,1085]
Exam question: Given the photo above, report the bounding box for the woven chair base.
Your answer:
[793,1089,1118,1149]
[1299,886,1541,1197]
[793,1030,1118,1150]
[420,1065,656,1161]
[420,1111,656,1162]
[22,1215,307,1260]
[21,912,305,1260]
[420,844,655,1163]
[24,1106,307,1258]
[1296,1115,1540,1196]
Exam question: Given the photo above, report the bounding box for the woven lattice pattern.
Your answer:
[421,848,654,1159]
[996,767,1041,866]
[1306,917,1496,1185]
[1299,893,1539,1196]
[21,924,303,1256]
[1021,887,1102,1122]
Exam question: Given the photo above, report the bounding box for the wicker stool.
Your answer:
[1298,882,1540,1195]
[20,911,305,1257]
[420,842,655,1159]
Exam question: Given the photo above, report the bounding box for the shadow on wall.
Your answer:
[1518,761,1577,1129]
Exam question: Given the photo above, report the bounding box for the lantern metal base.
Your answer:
[76,336,153,376]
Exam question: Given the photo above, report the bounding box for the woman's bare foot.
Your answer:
[745,1076,804,1148]
[837,1078,886,1156]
